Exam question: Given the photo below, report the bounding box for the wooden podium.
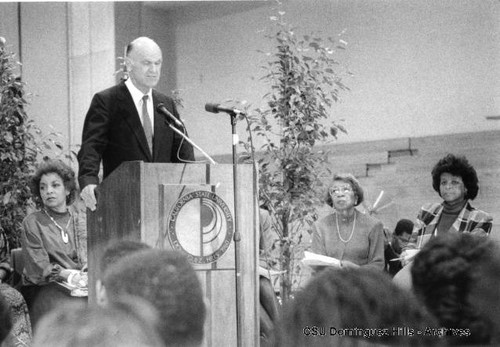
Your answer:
[87,161,259,346]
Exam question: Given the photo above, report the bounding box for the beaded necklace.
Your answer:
[43,208,71,244]
[335,211,356,243]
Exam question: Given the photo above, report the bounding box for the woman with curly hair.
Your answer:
[395,154,492,291]
[411,233,498,345]
[408,154,492,251]
[20,159,87,328]
[311,173,385,270]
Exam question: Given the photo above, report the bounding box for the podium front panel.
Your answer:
[87,162,258,347]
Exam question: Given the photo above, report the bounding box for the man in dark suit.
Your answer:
[77,37,194,210]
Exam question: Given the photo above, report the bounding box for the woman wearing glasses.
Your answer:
[310,173,385,270]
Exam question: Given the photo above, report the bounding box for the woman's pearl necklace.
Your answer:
[336,211,356,243]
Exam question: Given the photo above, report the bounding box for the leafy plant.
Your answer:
[0,39,36,252]
[0,38,69,252]
[239,6,350,301]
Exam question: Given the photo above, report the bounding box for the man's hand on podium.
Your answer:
[81,184,97,211]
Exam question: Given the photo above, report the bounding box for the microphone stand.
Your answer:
[229,111,243,347]
[166,123,217,165]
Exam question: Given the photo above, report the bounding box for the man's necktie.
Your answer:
[142,95,153,153]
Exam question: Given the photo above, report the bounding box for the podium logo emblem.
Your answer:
[167,190,234,264]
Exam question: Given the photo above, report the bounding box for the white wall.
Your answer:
[159,0,500,156]
[21,3,70,149]
[3,1,499,159]
[68,2,116,148]
[0,2,115,158]
[0,3,20,61]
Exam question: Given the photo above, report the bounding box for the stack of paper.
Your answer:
[302,251,341,268]
[57,280,88,297]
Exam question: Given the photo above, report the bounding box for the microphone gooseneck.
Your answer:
[157,103,184,128]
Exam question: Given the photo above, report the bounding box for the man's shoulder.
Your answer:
[93,82,127,99]
[152,89,174,104]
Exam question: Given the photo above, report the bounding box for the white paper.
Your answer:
[302,251,341,268]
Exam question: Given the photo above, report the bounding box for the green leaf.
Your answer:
[3,191,11,205]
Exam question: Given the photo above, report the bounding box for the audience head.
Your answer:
[103,249,206,346]
[0,293,12,344]
[469,247,500,343]
[125,37,162,93]
[96,240,151,306]
[326,173,364,207]
[32,298,163,347]
[277,268,439,346]
[99,240,151,275]
[392,219,413,254]
[431,154,478,201]
[412,233,497,345]
[31,159,77,208]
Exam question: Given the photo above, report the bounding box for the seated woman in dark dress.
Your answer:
[20,159,87,328]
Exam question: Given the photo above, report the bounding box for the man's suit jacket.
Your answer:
[77,82,194,189]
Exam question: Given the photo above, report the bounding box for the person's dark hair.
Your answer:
[325,173,364,207]
[393,219,414,236]
[32,298,163,347]
[469,249,500,341]
[99,240,151,275]
[125,42,134,57]
[431,154,479,200]
[31,159,77,206]
[0,293,12,343]
[276,268,439,346]
[103,249,206,346]
[412,233,497,345]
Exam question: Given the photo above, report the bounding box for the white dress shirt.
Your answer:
[125,78,154,130]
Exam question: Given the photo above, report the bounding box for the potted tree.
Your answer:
[0,37,67,254]
[0,37,37,252]
[240,8,350,301]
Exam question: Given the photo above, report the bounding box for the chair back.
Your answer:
[10,247,24,288]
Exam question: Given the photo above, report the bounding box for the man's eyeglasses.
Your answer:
[395,234,412,243]
[329,186,353,195]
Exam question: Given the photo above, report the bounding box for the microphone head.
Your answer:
[205,103,220,113]
[156,103,165,111]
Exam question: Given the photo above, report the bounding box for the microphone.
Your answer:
[205,103,245,115]
[157,103,184,128]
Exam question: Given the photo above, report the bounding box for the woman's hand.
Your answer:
[400,249,420,267]
[70,272,88,288]
[60,269,88,288]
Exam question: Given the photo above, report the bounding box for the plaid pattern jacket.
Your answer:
[410,200,492,249]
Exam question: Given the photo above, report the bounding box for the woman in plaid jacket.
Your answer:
[408,154,492,252]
